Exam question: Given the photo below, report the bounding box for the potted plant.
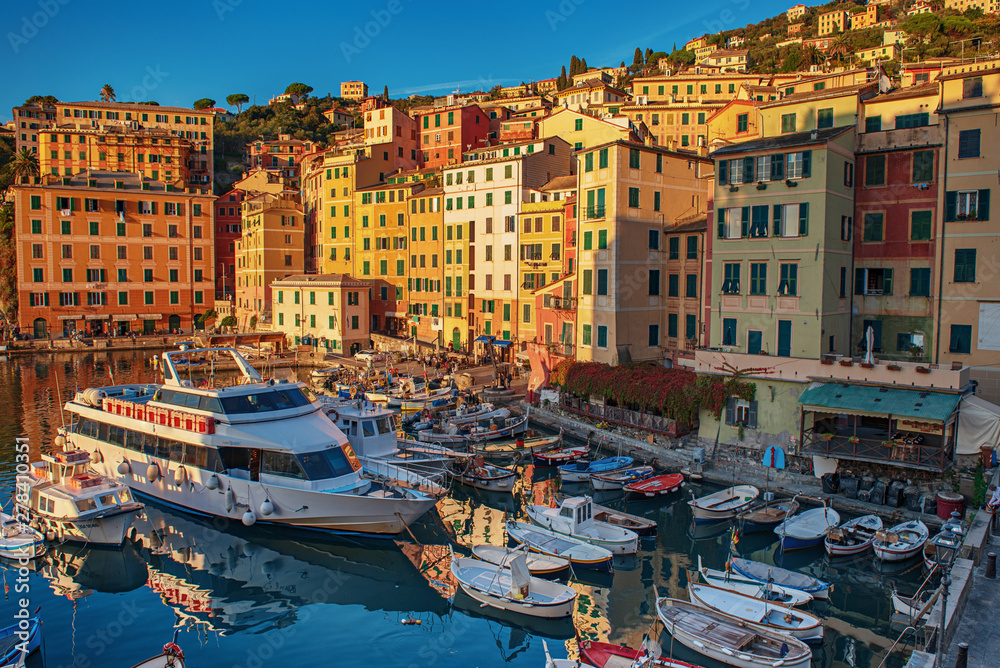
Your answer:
[821,356,834,365]
[860,361,874,369]
[910,345,924,358]
[916,366,931,374]
[848,436,860,444]
[821,432,835,441]
[839,358,853,367]
[887,363,901,371]
[882,439,896,448]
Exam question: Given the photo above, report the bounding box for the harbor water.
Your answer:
[0,349,926,667]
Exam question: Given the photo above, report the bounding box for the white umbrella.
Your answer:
[864,325,875,365]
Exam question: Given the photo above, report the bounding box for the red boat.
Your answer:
[623,473,685,497]
[580,640,703,668]
[533,446,588,467]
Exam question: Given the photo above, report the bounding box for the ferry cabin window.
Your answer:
[363,421,376,437]
[261,451,307,479]
[560,507,574,518]
[98,494,115,506]
[297,448,356,480]
[376,417,393,434]
[118,489,132,503]
[76,498,97,512]
[218,447,252,471]
[80,419,223,472]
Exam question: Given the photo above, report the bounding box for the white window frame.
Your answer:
[724,207,743,239]
[957,190,979,218]
[755,155,771,182]
[779,203,801,238]
[787,152,804,179]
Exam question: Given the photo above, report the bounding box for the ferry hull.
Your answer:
[38,508,138,546]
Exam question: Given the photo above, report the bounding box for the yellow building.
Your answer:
[271,274,370,353]
[759,82,878,137]
[856,44,901,65]
[850,5,880,30]
[235,193,304,326]
[705,99,764,149]
[354,180,423,335]
[406,186,446,345]
[300,152,326,273]
[575,141,712,364]
[818,10,848,36]
[944,0,1000,13]
[935,61,1000,402]
[702,50,748,73]
[516,200,567,345]
[694,44,718,62]
[340,81,369,100]
[536,108,638,152]
[685,36,706,52]
[787,4,807,21]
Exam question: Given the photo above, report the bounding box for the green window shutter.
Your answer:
[718,208,725,238]
[770,154,784,180]
[798,202,809,236]
[855,268,865,295]
[979,189,990,220]
[883,268,893,295]
[582,270,592,295]
[945,191,957,222]
[740,206,750,238]
[801,150,812,178]
[743,156,754,183]
[718,160,727,185]
[773,205,782,236]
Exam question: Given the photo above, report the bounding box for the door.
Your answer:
[777,320,792,357]
[143,319,155,334]
[545,324,553,345]
[747,330,762,355]
[249,449,261,482]
[453,328,461,350]
[32,318,47,339]
[168,314,181,332]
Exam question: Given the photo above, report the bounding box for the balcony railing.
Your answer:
[560,395,692,437]
[583,205,606,220]
[543,295,577,311]
[801,431,953,472]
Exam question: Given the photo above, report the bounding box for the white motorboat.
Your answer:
[873,520,929,562]
[525,496,638,554]
[130,635,186,668]
[0,512,45,561]
[26,448,143,546]
[450,552,577,619]
[656,597,812,668]
[310,365,343,380]
[417,414,529,444]
[687,580,824,643]
[774,504,840,551]
[447,457,517,492]
[696,555,813,607]
[67,347,440,536]
[825,514,882,557]
[689,485,760,523]
[470,545,570,576]
[505,520,614,572]
[543,640,600,668]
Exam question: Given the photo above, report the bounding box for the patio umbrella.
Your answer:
[864,325,875,365]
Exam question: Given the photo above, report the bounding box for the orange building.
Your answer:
[14,170,215,338]
[411,104,490,168]
[407,186,445,345]
[246,134,316,189]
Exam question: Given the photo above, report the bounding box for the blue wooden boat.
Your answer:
[730,557,831,600]
[0,615,41,666]
[558,456,633,483]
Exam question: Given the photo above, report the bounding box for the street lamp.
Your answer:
[932,522,960,668]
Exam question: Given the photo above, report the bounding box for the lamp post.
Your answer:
[933,523,959,668]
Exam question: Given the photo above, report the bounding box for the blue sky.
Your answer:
[1,0,789,119]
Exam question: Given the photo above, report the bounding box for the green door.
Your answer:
[777,320,792,357]
[453,328,461,350]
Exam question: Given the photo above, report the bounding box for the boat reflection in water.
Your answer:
[40,540,149,599]
[132,501,448,634]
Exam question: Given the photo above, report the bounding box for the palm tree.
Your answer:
[803,45,823,68]
[100,84,116,102]
[828,35,851,65]
[10,147,39,183]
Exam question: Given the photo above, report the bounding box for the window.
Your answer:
[653,191,661,212]
[896,113,929,129]
[954,249,976,283]
[947,189,989,221]
[599,148,608,169]
[841,215,853,242]
[668,236,679,259]
[598,230,607,250]
[778,263,798,296]
[911,210,932,241]
[648,229,660,250]
[668,274,679,297]
[687,236,697,259]
[628,188,639,208]
[722,263,740,294]
[844,161,854,187]
[584,152,593,172]
[865,155,886,186]
[786,151,810,179]
[963,77,983,99]
[865,115,882,133]
[863,212,884,242]
[855,268,893,296]
[958,130,980,159]
[648,270,660,296]
[749,263,767,295]
[649,324,660,347]
[582,270,592,295]
[912,151,934,182]
[910,268,931,297]
[949,325,973,354]
[582,324,592,346]
[737,113,748,133]
[597,269,608,296]
[686,274,697,298]
[719,207,745,239]
[780,113,796,134]
[722,318,736,346]
[628,148,640,169]
[817,108,833,129]
[597,325,608,349]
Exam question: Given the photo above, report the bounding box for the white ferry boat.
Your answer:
[63,348,440,536]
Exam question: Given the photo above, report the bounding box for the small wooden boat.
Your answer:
[873,520,929,562]
[558,456,634,483]
[656,597,813,668]
[451,553,577,619]
[0,616,41,667]
[130,637,186,668]
[525,496,638,554]
[891,587,936,621]
[689,485,759,523]
[730,557,831,600]
[624,472,684,497]
[447,457,517,492]
[687,580,824,644]
[400,395,455,414]
[579,639,704,668]
[696,556,813,607]
[477,435,562,460]
[544,640,600,668]
[738,499,799,533]
[591,465,654,491]
[774,505,840,551]
[505,520,614,572]
[471,545,570,576]
[589,501,657,537]
[446,405,509,425]
[0,513,45,560]
[824,514,882,557]
[417,414,528,443]
[533,446,588,467]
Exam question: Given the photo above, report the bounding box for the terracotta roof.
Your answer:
[668,215,708,234]
[760,81,878,107]
[865,83,939,103]
[540,175,577,191]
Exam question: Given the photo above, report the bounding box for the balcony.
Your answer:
[583,205,606,221]
[802,430,953,472]
[543,295,577,311]
[858,124,941,153]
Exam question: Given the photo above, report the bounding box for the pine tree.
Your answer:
[633,48,643,67]
[580,58,588,73]
[645,48,653,64]
[383,85,389,101]
[570,55,580,76]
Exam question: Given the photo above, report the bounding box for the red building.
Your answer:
[853,86,941,362]
[411,104,490,168]
[214,190,243,302]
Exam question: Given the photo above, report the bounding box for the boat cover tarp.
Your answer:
[957,395,1000,455]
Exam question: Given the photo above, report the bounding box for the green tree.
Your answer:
[644,47,653,63]
[579,57,588,72]
[193,98,216,110]
[226,93,250,113]
[220,315,238,329]
[9,147,38,183]
[633,47,643,67]
[570,55,580,76]
[23,95,58,106]
[285,83,313,97]
[100,84,116,102]
[0,204,16,322]
[383,85,389,100]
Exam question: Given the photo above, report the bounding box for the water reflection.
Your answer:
[40,541,148,599]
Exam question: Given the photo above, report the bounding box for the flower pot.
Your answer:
[887,365,901,371]
[821,359,834,365]
[860,362,874,369]
[839,360,853,367]
[916,366,930,374]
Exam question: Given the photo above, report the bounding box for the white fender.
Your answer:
[225,487,235,512]
[146,463,160,483]
[242,510,256,526]
[91,449,103,463]
[174,466,187,485]
[206,474,219,490]
[259,499,274,516]
[117,460,131,475]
